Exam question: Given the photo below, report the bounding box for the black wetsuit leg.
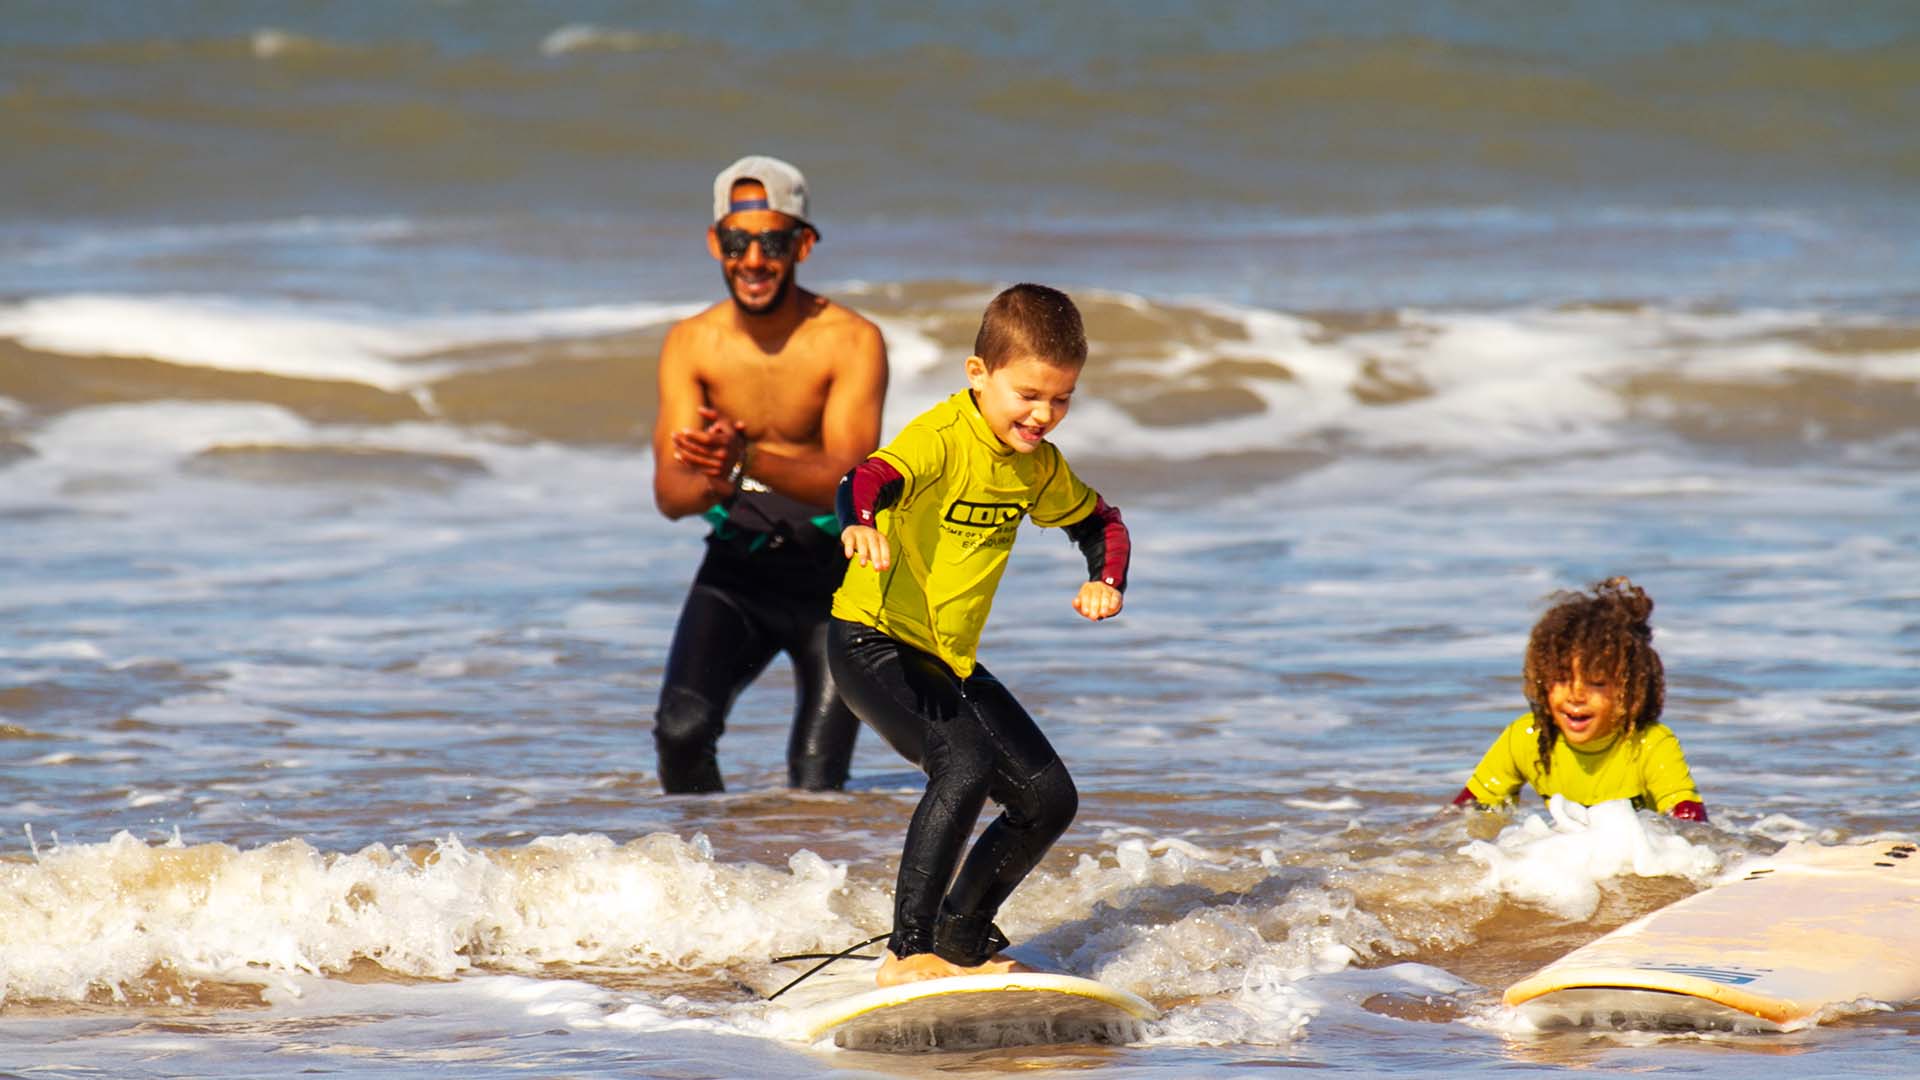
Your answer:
[655,535,859,793]
[932,671,1077,962]
[828,618,1078,964]
[655,577,778,794]
[783,618,861,790]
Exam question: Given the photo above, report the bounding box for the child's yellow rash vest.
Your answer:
[1466,712,1702,813]
[831,390,1100,678]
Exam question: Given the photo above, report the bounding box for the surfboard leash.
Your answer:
[766,931,892,1001]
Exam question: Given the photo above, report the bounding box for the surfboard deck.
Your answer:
[1504,838,1920,1031]
[769,957,1158,1051]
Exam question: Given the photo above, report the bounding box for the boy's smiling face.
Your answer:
[1547,656,1625,748]
[966,352,1079,453]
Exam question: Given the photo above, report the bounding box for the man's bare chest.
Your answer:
[697,347,834,438]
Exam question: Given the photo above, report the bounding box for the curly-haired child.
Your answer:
[1451,577,1707,821]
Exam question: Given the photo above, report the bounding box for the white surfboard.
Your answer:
[1505,838,1920,1030]
[769,957,1158,1051]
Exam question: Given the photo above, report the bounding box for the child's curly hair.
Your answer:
[1523,576,1665,772]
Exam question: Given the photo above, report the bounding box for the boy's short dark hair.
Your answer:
[973,283,1087,371]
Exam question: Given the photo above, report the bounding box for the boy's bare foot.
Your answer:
[876,949,1034,987]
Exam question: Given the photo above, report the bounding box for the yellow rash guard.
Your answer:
[830,390,1100,678]
[1465,712,1703,814]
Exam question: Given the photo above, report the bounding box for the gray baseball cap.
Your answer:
[712,155,817,235]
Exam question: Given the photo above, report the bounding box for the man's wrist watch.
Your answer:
[725,443,752,489]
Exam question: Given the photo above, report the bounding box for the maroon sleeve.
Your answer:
[1063,497,1129,592]
[836,458,905,529]
[1451,785,1478,807]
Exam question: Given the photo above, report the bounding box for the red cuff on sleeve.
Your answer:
[1066,497,1130,591]
[1669,800,1708,822]
[847,458,904,525]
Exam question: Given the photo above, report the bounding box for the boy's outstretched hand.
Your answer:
[842,524,891,571]
[1072,581,1123,621]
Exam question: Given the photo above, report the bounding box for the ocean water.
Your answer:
[2,2,1919,1076]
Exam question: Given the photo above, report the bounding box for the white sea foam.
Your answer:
[7,971,711,1075]
[1283,796,1364,812]
[411,647,561,679]
[0,826,1483,1025]
[560,601,649,643]
[978,835,1480,1048]
[1694,690,1903,734]
[540,24,683,56]
[0,294,689,391]
[0,296,426,390]
[1097,881,1400,1047]
[21,640,105,661]
[1743,813,1848,845]
[1460,797,1722,919]
[0,831,895,1006]
[17,218,426,271]
[29,401,312,468]
[1041,300,1912,462]
[1,292,1898,474]
[249,28,336,60]
[130,693,293,728]
[863,316,955,440]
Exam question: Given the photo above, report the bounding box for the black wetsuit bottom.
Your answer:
[653,533,859,794]
[827,618,1078,965]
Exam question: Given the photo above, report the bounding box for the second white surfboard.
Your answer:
[1505,838,1920,1030]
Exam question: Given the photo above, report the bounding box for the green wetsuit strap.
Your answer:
[703,501,776,552]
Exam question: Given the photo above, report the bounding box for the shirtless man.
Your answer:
[651,155,889,793]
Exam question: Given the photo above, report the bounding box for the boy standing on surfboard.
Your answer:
[1451,577,1708,820]
[829,283,1131,986]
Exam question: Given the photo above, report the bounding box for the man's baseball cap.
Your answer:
[712,155,816,236]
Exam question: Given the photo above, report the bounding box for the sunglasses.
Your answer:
[716,226,804,260]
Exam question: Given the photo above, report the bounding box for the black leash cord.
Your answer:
[766,931,892,1001]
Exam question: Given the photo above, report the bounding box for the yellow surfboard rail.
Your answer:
[1505,964,1803,1027]
[798,971,1159,1041]
[1505,838,1920,1029]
